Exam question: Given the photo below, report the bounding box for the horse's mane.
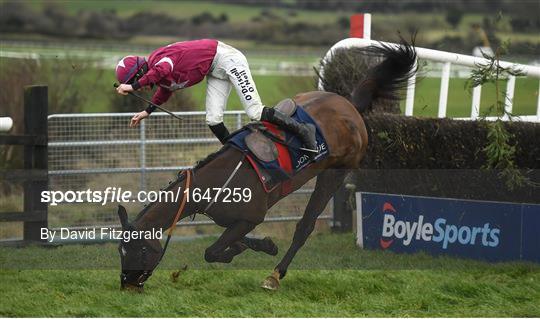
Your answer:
[193,144,231,172]
[133,144,231,221]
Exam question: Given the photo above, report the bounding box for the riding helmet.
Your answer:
[115,56,148,84]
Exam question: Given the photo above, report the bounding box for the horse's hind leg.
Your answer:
[261,169,348,290]
[204,220,257,263]
[241,236,278,256]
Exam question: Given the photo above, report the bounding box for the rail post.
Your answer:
[236,113,242,130]
[140,120,147,194]
[23,85,48,241]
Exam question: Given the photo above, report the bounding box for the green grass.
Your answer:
[188,75,538,118]
[184,74,316,111]
[402,77,539,118]
[1,233,539,317]
[89,70,539,117]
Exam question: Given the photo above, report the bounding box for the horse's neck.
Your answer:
[131,146,244,231]
[131,176,196,232]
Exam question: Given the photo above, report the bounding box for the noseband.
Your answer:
[121,245,152,288]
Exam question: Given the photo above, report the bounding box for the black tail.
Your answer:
[351,35,417,114]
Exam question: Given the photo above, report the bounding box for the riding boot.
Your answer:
[209,123,230,145]
[261,107,318,159]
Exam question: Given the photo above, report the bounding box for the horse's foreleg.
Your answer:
[204,220,256,263]
[261,170,348,290]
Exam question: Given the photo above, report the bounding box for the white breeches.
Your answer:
[205,41,264,126]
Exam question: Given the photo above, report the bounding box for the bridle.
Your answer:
[120,242,153,289]
[121,156,245,289]
[121,169,192,289]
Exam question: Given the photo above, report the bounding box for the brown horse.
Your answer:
[117,38,417,291]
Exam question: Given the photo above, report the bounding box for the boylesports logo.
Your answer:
[379,202,500,250]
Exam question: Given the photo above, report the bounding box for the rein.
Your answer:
[158,169,192,263]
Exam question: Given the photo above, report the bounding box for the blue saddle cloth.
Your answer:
[227,105,330,192]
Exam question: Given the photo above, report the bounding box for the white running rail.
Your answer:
[0,117,13,132]
[319,38,540,122]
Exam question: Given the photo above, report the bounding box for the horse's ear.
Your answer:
[117,205,129,229]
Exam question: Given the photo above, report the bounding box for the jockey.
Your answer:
[115,39,317,154]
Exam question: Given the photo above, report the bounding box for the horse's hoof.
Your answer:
[260,270,280,291]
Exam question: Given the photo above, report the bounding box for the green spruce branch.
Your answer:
[466,37,532,190]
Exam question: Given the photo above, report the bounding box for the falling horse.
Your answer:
[117,38,417,291]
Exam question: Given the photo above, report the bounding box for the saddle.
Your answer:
[227,98,329,195]
[245,98,297,163]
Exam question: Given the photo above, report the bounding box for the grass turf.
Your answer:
[403,76,539,118]
[1,233,539,317]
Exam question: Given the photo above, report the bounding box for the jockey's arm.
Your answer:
[129,86,173,128]
[145,87,173,114]
[131,62,174,114]
[118,64,170,96]
[132,61,171,91]
[128,63,173,127]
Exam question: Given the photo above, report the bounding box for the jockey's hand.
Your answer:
[130,111,149,127]
[116,84,134,95]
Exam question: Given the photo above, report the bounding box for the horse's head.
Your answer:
[117,205,163,292]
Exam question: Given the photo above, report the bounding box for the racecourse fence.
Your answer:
[46,111,331,235]
[0,86,48,241]
[319,38,540,122]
